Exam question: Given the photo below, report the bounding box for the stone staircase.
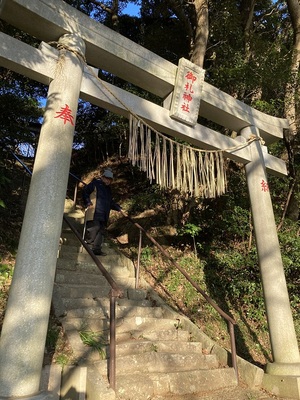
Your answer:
[48,206,240,399]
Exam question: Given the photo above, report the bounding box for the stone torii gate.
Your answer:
[0,0,299,399]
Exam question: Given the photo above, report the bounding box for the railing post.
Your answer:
[135,229,143,289]
[73,181,78,204]
[109,289,118,390]
[81,209,88,253]
[228,321,238,382]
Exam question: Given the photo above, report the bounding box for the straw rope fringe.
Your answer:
[128,115,227,198]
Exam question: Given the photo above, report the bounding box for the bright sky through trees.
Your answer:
[123,2,140,16]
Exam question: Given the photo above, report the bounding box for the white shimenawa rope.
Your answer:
[51,41,264,198]
[128,115,228,197]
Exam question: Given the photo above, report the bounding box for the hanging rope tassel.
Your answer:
[128,116,227,198]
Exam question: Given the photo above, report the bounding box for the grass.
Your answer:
[44,314,75,366]
[79,329,108,359]
[136,245,275,368]
[0,254,14,329]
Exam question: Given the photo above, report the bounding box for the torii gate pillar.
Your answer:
[241,126,300,378]
[0,34,85,398]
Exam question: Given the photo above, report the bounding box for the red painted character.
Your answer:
[261,179,269,192]
[54,104,75,125]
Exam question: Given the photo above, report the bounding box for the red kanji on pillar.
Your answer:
[261,179,269,192]
[54,104,75,125]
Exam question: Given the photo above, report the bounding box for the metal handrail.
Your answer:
[120,210,239,382]
[62,215,123,390]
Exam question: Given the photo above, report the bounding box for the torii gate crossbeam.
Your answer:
[0,0,289,145]
[0,32,287,177]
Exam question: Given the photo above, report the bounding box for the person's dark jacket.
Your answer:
[82,178,121,224]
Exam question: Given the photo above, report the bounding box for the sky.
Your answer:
[122,2,140,16]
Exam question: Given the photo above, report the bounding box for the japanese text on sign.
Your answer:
[181,71,197,113]
[170,58,205,126]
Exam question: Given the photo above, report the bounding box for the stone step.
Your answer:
[54,283,111,299]
[65,302,162,324]
[56,260,135,283]
[63,207,85,216]
[118,327,191,342]
[55,274,126,291]
[58,251,135,278]
[62,217,85,232]
[86,365,116,400]
[60,232,81,246]
[58,294,164,318]
[112,368,237,400]
[57,328,204,365]
[55,270,109,286]
[58,324,105,363]
[59,244,85,254]
[56,258,102,274]
[60,366,87,399]
[95,351,219,375]
[54,277,136,301]
[40,364,62,397]
[61,316,191,342]
[115,339,203,356]
[58,297,155,311]
[113,316,187,334]
[40,365,95,400]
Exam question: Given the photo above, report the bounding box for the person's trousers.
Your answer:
[86,220,106,251]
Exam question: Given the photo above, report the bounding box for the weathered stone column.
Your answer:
[241,125,300,376]
[0,34,85,398]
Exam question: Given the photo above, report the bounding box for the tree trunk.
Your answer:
[284,0,300,220]
[240,0,256,63]
[190,0,209,68]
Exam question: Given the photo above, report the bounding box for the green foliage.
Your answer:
[128,182,169,214]
[0,169,11,209]
[0,262,14,283]
[195,202,251,253]
[79,329,108,359]
[55,354,70,367]
[140,246,153,267]
[177,223,202,255]
[46,323,61,350]
[178,223,201,239]
[251,99,281,116]
[277,222,300,313]
[0,91,42,155]
[208,249,267,327]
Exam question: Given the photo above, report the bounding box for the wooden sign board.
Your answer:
[170,58,205,126]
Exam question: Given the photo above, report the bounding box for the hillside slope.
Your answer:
[1,155,299,370]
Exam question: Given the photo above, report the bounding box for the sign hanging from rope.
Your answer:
[169,58,205,126]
